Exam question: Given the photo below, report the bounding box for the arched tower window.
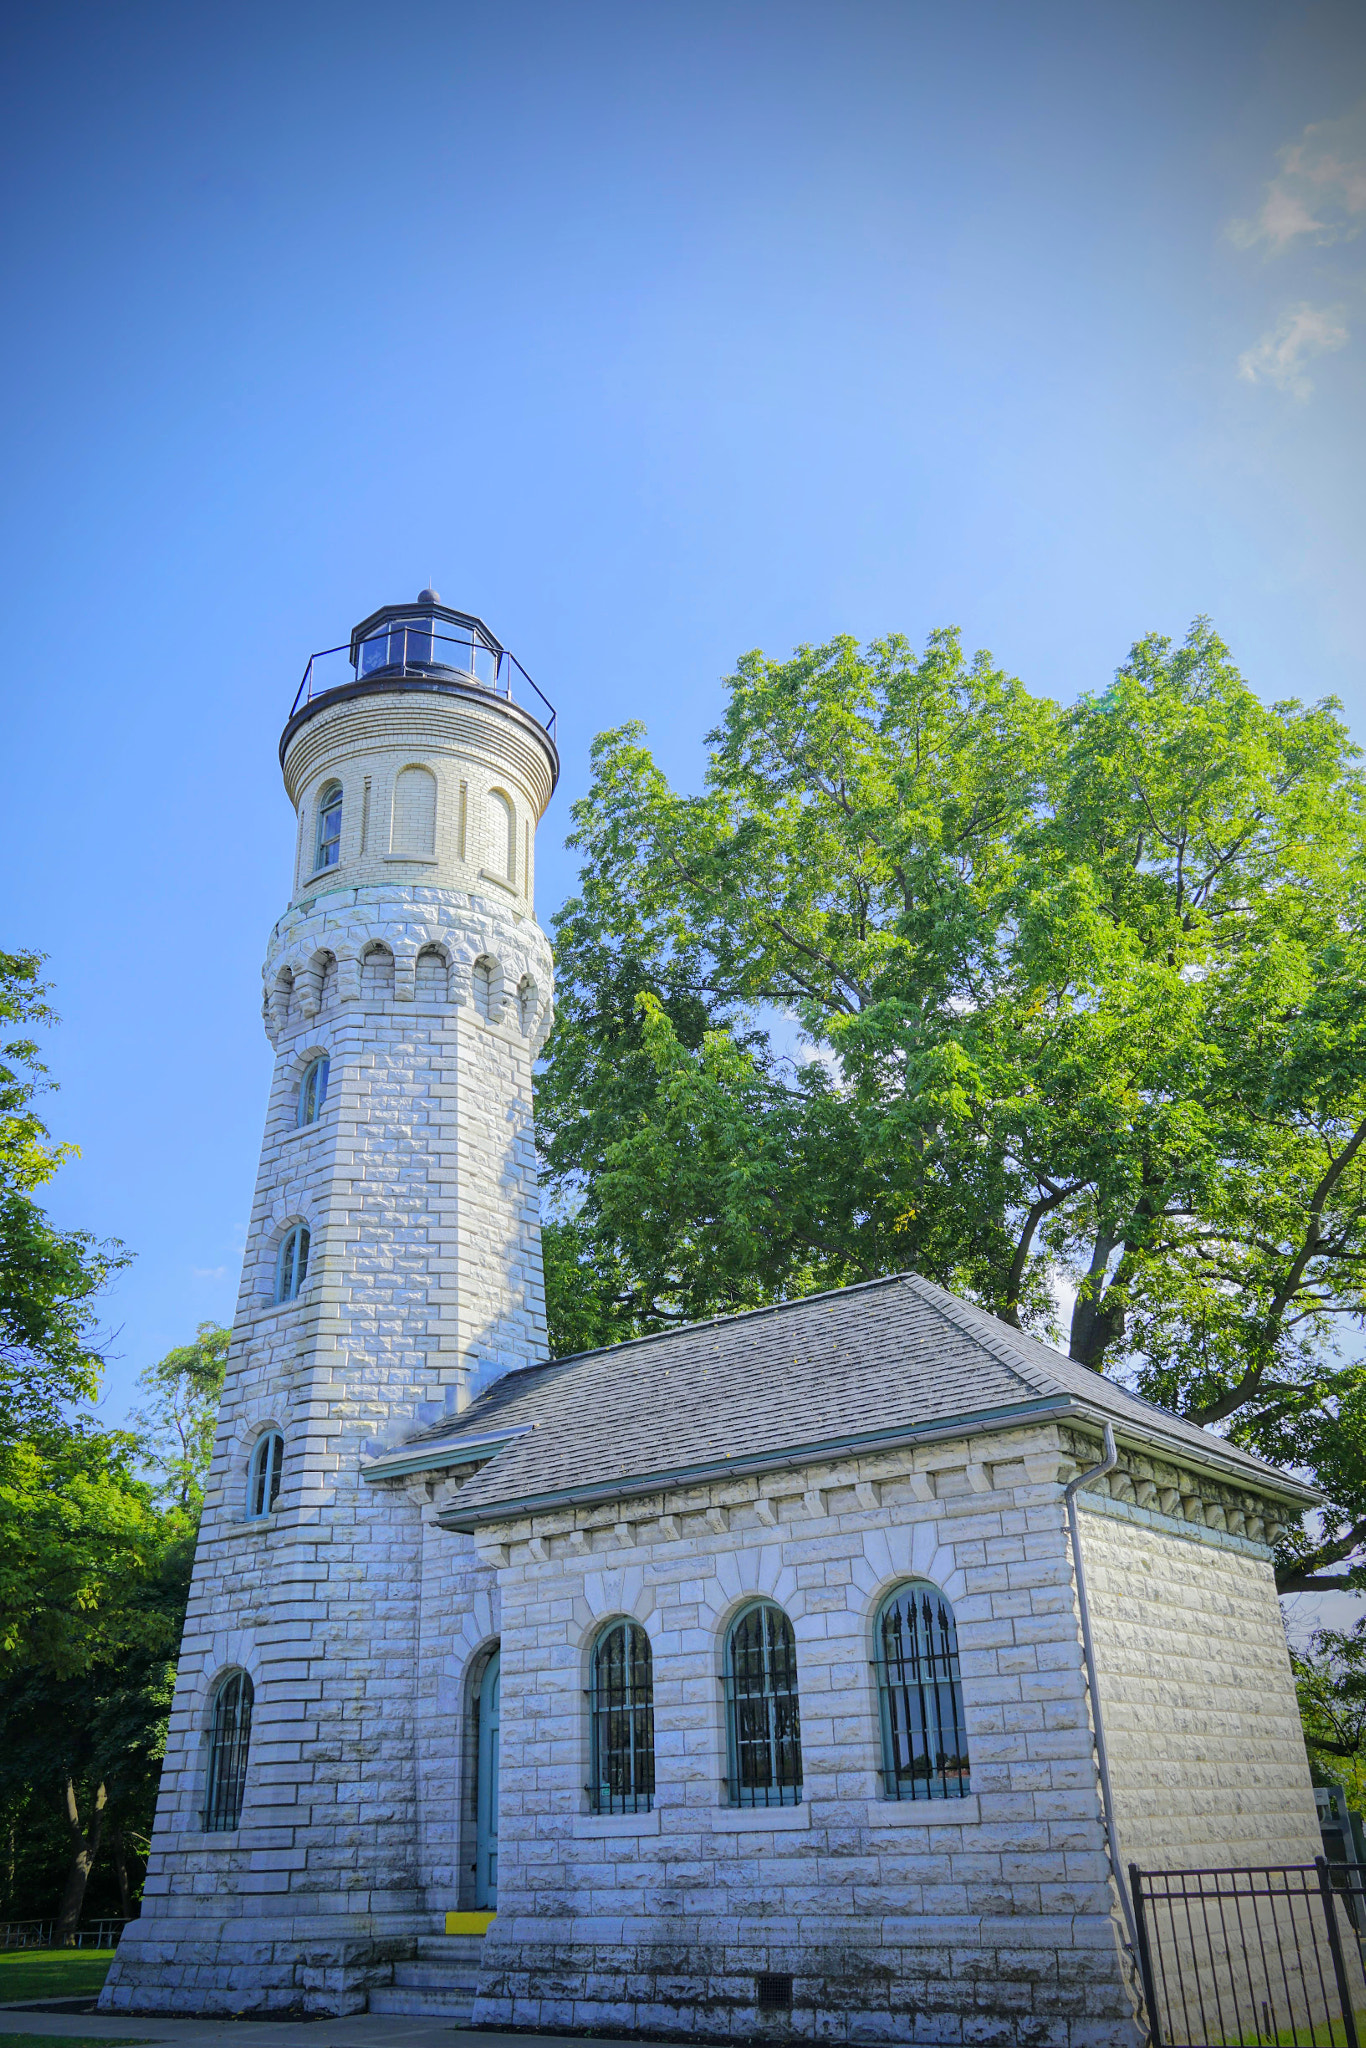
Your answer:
[297,1054,329,1126]
[589,1619,655,1814]
[247,1431,284,1519]
[315,782,342,871]
[489,789,515,883]
[275,1224,310,1303]
[722,1601,802,1808]
[203,1671,254,1832]
[391,765,437,856]
[874,1580,971,1800]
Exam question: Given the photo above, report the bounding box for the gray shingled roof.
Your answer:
[378,1272,1316,1525]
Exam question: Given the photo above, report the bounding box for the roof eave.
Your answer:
[434,1394,1318,1533]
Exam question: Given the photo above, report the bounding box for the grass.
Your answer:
[0,1948,116,2005]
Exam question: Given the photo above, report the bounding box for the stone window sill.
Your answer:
[865,1793,980,1826]
[384,853,440,864]
[239,1293,311,1329]
[307,864,343,883]
[713,1803,809,1832]
[574,1808,659,1837]
[478,868,519,894]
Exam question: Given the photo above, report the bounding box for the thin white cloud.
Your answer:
[1237,302,1349,397]
[192,1264,229,1280]
[1232,103,1366,253]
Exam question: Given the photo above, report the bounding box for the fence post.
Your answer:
[1316,1856,1360,2048]
[1128,1865,1162,2048]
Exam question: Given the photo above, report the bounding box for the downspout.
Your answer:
[1064,1419,1142,1962]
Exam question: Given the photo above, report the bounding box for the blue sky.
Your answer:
[1,0,1364,1431]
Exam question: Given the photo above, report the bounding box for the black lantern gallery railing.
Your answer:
[290,620,556,739]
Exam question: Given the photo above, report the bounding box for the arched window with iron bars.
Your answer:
[203,1671,254,1832]
[588,1618,654,1814]
[722,1601,802,1808]
[247,1431,284,1519]
[873,1580,971,1800]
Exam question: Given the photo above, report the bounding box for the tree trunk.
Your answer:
[110,1826,132,1921]
[54,1777,107,1945]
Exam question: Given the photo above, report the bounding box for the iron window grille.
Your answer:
[315,784,342,870]
[248,1432,284,1519]
[756,1974,794,2014]
[297,1055,330,1127]
[722,1601,803,1808]
[203,1671,253,1832]
[873,1581,972,1800]
[275,1225,310,1303]
[587,1618,655,1814]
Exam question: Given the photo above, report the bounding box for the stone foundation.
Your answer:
[99,1914,424,2016]
[471,1927,1144,2045]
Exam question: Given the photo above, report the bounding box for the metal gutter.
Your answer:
[1080,1407,1318,1509]
[434,1392,1316,1532]
[435,1396,1079,1530]
[360,1423,536,1485]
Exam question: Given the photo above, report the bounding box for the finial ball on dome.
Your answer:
[418,586,441,604]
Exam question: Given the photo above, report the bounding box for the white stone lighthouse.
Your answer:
[103,592,559,2012]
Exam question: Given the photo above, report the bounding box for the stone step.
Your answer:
[368,1984,477,2019]
[393,1963,481,1991]
[416,1934,485,1964]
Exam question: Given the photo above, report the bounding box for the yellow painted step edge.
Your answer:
[446,1910,496,1936]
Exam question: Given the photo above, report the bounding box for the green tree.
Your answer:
[130,1321,229,1512]
[1292,1618,1366,1809]
[0,1503,191,1936]
[538,622,1366,1593]
[0,950,128,1437]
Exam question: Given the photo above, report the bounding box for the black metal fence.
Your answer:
[290,630,556,737]
[1130,1859,1366,2048]
[0,1917,129,1948]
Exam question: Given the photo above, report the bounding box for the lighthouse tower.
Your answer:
[103,593,558,2012]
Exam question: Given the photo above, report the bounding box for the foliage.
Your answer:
[0,951,128,1438]
[130,1321,229,1512]
[1293,1617,1366,1808]
[0,1509,189,1934]
[538,621,1366,1591]
[0,952,215,1929]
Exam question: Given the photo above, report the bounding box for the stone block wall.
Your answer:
[465,1422,1147,2047]
[1076,1496,1320,1870]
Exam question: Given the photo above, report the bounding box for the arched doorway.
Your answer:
[474,1650,500,1908]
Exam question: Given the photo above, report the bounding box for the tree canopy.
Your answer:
[0,950,127,1438]
[537,621,1366,1595]
[0,949,224,1934]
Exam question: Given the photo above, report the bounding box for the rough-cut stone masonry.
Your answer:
[444,1418,1315,2047]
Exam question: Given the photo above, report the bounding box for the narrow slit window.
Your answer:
[275,1224,310,1303]
[297,1055,329,1126]
[247,1431,284,1519]
[203,1671,253,1832]
[874,1581,971,1800]
[315,783,342,870]
[588,1618,655,1814]
[722,1601,802,1808]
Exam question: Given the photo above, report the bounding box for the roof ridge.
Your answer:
[897,1274,1067,1399]
[504,1270,910,1379]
